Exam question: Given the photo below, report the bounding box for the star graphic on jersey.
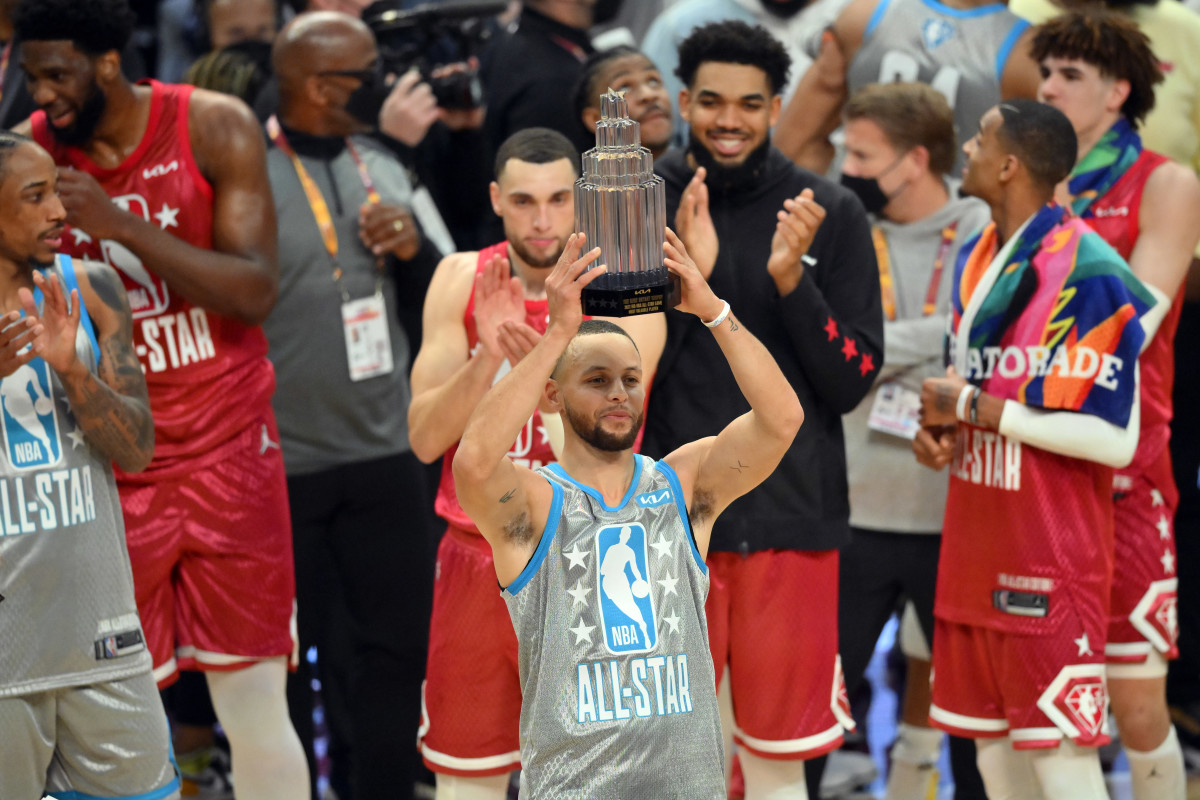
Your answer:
[1162,549,1176,575]
[562,544,589,571]
[663,611,681,635]
[569,619,595,645]
[1157,514,1172,541]
[650,533,674,560]
[537,424,550,445]
[1075,632,1093,656]
[824,317,839,342]
[66,428,86,450]
[566,578,592,608]
[657,573,679,598]
[1151,489,1164,507]
[859,353,875,377]
[71,227,93,246]
[841,337,858,362]
[153,203,180,229]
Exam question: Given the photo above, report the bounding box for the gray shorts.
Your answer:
[0,670,179,800]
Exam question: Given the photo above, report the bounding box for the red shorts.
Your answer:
[930,617,1111,750]
[120,417,296,687]
[418,525,521,776]
[707,548,851,760]
[1108,471,1179,665]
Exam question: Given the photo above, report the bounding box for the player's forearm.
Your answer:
[408,348,506,463]
[454,327,571,483]
[707,309,804,441]
[57,362,154,472]
[108,213,279,325]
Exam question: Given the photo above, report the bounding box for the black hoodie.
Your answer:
[645,146,884,553]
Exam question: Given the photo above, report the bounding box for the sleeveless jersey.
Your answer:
[1079,149,1181,482]
[0,256,150,697]
[848,0,1030,171]
[503,456,724,799]
[30,80,274,479]
[434,242,559,532]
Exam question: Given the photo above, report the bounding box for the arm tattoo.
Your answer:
[499,488,517,503]
[65,267,154,470]
[730,459,749,473]
[728,318,739,332]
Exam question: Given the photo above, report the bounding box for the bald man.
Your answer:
[264,11,444,800]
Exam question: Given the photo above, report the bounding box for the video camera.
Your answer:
[362,0,508,111]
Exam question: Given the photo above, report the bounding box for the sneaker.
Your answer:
[177,745,234,800]
[820,749,879,799]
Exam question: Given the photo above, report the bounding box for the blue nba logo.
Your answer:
[0,358,61,471]
[596,523,657,654]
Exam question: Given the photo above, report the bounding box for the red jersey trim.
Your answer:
[169,82,214,203]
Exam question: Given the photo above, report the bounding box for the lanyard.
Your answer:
[550,34,588,62]
[266,115,381,298]
[872,221,957,321]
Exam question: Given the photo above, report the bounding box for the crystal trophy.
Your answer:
[575,89,679,317]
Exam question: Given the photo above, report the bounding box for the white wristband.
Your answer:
[703,300,731,328]
[956,384,974,422]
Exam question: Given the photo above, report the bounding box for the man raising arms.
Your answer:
[13,0,307,797]
[453,229,804,798]
[409,127,663,799]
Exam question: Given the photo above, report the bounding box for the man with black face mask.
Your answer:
[14,1,310,799]
[261,11,449,800]
[646,20,882,800]
[837,82,989,800]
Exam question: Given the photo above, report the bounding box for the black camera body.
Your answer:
[362,0,507,110]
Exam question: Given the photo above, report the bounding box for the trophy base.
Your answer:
[581,267,680,317]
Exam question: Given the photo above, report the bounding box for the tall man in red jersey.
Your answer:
[408,126,664,800]
[12,1,309,798]
[916,99,1156,799]
[1033,11,1200,799]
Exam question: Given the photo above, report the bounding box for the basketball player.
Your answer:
[453,228,804,798]
[12,0,308,797]
[774,0,1040,174]
[409,126,664,799]
[574,46,674,161]
[916,99,1155,799]
[1033,11,1200,798]
[0,132,178,799]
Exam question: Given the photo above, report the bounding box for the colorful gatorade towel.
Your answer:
[952,203,1154,427]
[1067,117,1142,219]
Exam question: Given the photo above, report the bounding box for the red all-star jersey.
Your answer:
[31,80,274,480]
[434,242,559,533]
[1079,149,1181,482]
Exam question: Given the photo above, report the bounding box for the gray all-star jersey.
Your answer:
[0,255,150,698]
[503,455,724,799]
[847,0,1030,171]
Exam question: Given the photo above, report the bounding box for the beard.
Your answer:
[47,82,108,147]
[507,234,566,269]
[686,130,771,196]
[562,400,643,452]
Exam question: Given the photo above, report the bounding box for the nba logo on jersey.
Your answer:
[596,523,657,654]
[105,194,171,319]
[0,358,62,471]
[922,18,955,50]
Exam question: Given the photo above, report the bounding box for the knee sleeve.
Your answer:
[975,737,1042,800]
[1125,725,1185,800]
[1027,739,1107,800]
[739,749,809,800]
[434,773,510,800]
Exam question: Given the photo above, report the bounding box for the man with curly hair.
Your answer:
[12,1,308,798]
[645,20,883,800]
